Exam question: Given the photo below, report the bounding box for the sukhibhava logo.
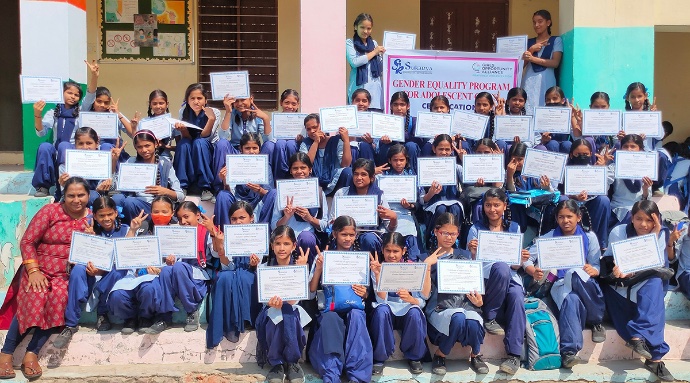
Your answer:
[473,62,513,75]
[391,59,433,74]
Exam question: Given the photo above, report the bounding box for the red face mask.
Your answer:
[151,214,172,226]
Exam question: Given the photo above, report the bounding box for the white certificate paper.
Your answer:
[451,111,489,140]
[475,231,523,266]
[257,265,310,302]
[614,151,658,181]
[334,195,378,227]
[276,178,320,210]
[352,112,373,137]
[371,113,405,142]
[65,150,112,180]
[225,154,270,185]
[20,75,64,103]
[377,263,427,292]
[462,154,504,184]
[415,111,452,138]
[224,223,270,257]
[114,236,162,269]
[139,114,172,140]
[533,107,572,134]
[69,232,114,271]
[417,157,457,186]
[522,148,568,182]
[165,117,203,130]
[383,31,416,50]
[209,71,250,100]
[319,105,358,134]
[536,236,585,270]
[622,111,663,138]
[582,110,621,136]
[494,115,533,141]
[272,113,308,140]
[377,176,417,203]
[565,166,608,195]
[155,226,197,259]
[117,163,158,192]
[496,35,528,56]
[321,251,370,285]
[79,112,119,139]
[437,260,485,294]
[611,234,664,274]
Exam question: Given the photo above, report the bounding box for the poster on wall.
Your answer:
[105,30,140,55]
[382,50,523,116]
[151,0,185,24]
[133,14,158,47]
[153,33,186,57]
[104,0,139,23]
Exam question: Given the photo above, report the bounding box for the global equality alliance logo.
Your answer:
[391,59,433,75]
[473,62,513,75]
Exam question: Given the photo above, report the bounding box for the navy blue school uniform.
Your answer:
[509,171,565,235]
[214,180,277,227]
[421,163,464,247]
[526,227,605,356]
[64,224,130,328]
[464,112,507,153]
[299,134,353,197]
[375,116,421,172]
[271,138,300,180]
[173,106,221,193]
[673,228,690,300]
[467,222,525,357]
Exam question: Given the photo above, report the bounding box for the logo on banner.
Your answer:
[391,59,433,75]
[473,62,513,75]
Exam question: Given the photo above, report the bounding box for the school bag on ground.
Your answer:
[523,297,561,370]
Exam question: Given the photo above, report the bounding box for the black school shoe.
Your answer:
[644,360,674,382]
[96,315,112,332]
[52,326,77,349]
[266,363,285,383]
[285,363,304,383]
[499,355,520,374]
[408,360,423,374]
[431,354,446,375]
[626,338,653,359]
[561,352,583,369]
[121,318,138,335]
[471,355,489,374]
[372,363,384,375]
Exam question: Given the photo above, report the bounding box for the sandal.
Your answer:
[0,358,15,380]
[20,352,42,381]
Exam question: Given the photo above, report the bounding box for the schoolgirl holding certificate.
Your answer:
[349,89,377,163]
[469,92,507,152]
[465,188,527,375]
[376,91,421,171]
[621,82,658,151]
[524,200,606,368]
[423,213,488,376]
[129,90,174,159]
[206,201,261,349]
[369,233,428,375]
[346,13,384,110]
[308,216,373,383]
[598,200,674,382]
[270,89,303,180]
[215,132,277,226]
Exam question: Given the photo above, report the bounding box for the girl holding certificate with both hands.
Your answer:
[376,92,421,171]
[270,89,303,180]
[524,200,606,369]
[468,92,507,153]
[349,89,377,163]
[215,132,277,226]
[129,90,174,159]
[308,216,373,383]
[346,13,384,110]
[422,213,488,376]
[598,200,674,382]
[465,188,527,375]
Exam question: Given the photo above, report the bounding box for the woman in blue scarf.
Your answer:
[521,9,563,113]
[346,13,385,110]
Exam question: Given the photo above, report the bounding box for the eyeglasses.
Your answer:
[438,231,459,238]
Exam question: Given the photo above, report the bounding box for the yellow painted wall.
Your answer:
[655,0,690,27]
[509,0,559,36]
[654,32,690,143]
[277,0,301,104]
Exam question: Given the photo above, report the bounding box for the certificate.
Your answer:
[154,226,197,259]
[496,35,528,56]
[614,151,658,181]
[352,112,373,137]
[536,236,585,270]
[564,166,608,195]
[436,260,484,294]
[319,105,358,134]
[257,265,310,302]
[65,150,112,180]
[117,163,157,192]
[622,111,663,138]
[383,31,416,50]
[494,115,533,141]
[462,154,504,184]
[371,113,405,142]
[415,112,452,138]
[417,157,457,186]
[272,113,308,140]
[276,178,320,210]
[533,107,572,134]
[69,232,114,272]
[223,223,270,257]
[475,231,523,266]
[209,71,250,100]
[20,75,63,103]
[611,233,664,274]
[114,236,162,269]
[522,148,568,182]
[138,114,172,139]
[225,154,270,185]
[334,195,378,227]
[582,110,621,136]
[321,251,370,285]
[451,111,489,140]
[377,263,427,292]
[79,112,119,139]
[377,176,417,203]
[165,117,203,130]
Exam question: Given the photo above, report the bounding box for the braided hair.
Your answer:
[54,81,83,120]
[133,130,162,186]
[481,187,512,231]
[554,199,592,232]
[147,89,169,117]
[268,225,300,265]
[380,232,410,263]
[390,91,411,131]
[428,212,461,251]
[91,196,122,235]
[624,82,651,111]
[329,215,362,251]
[475,92,496,139]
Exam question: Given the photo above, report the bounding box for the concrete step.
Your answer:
[0,171,35,195]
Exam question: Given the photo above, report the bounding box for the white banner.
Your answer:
[383,49,522,116]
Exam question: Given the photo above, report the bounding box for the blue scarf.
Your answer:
[56,104,78,146]
[352,33,382,86]
[552,224,589,279]
[383,168,416,176]
[182,106,208,140]
[527,36,557,73]
[347,179,383,205]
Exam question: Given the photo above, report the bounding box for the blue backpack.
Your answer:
[523,298,561,370]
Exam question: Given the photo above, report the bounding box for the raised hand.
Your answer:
[199,213,216,233]
[375,163,390,175]
[130,209,148,232]
[33,100,46,117]
[85,59,100,77]
[250,100,270,121]
[223,95,236,111]
[295,247,310,265]
[283,196,295,218]
[110,98,121,114]
[369,253,382,277]
[595,146,615,165]
[650,96,658,111]
[250,254,261,267]
[111,138,128,162]
[83,217,96,235]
